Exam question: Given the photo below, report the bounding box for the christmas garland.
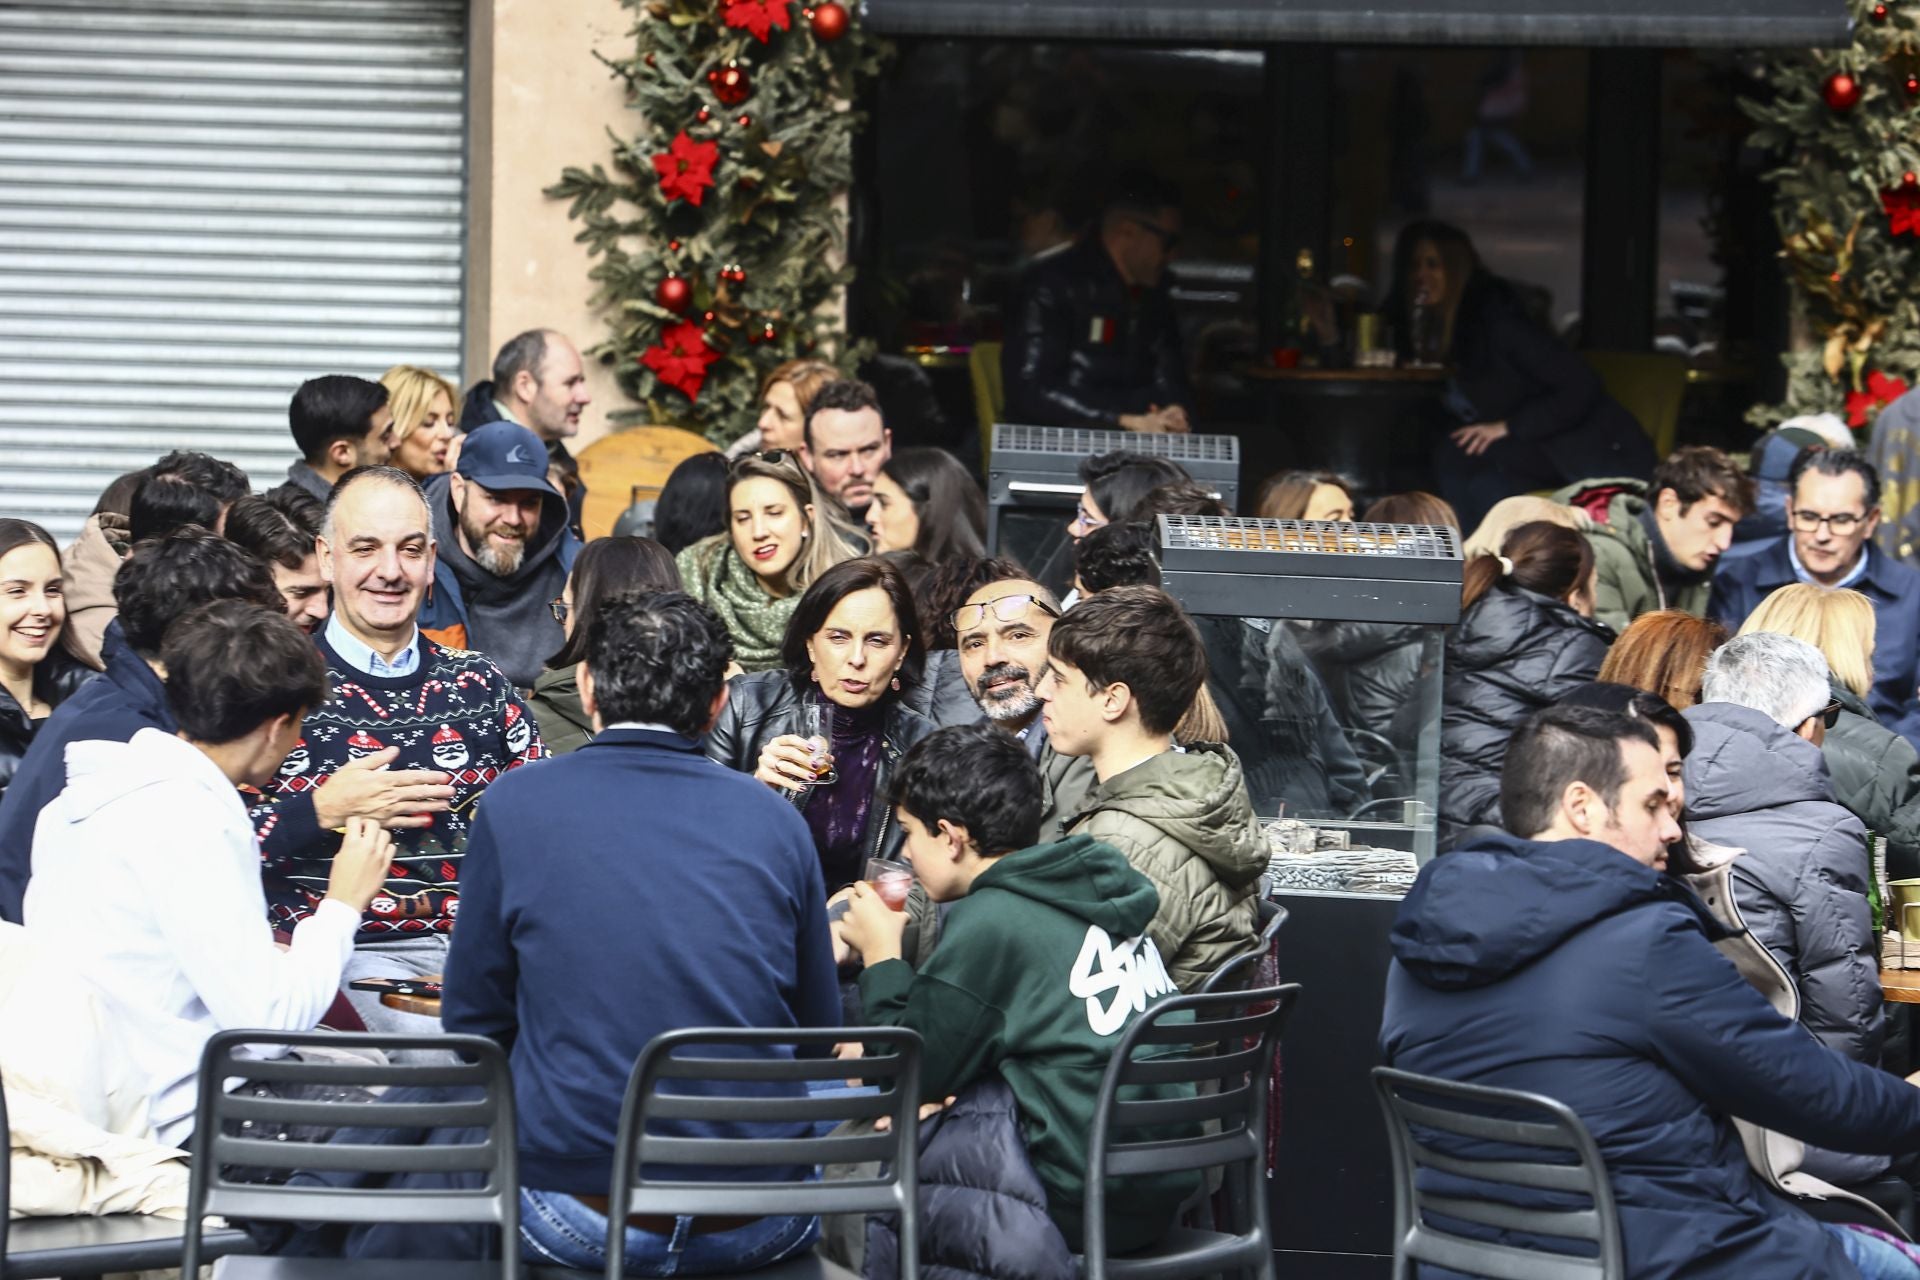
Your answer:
[1745,0,1920,431]
[548,0,887,441]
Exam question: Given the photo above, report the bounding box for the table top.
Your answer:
[381,974,444,1018]
[1881,968,1920,1004]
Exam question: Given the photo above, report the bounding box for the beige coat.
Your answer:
[59,513,130,672]
[0,923,189,1219]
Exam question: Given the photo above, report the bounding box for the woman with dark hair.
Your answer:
[1384,220,1653,530]
[1068,451,1190,541]
[676,452,864,672]
[1439,520,1612,844]
[865,447,987,563]
[705,557,934,884]
[527,537,682,755]
[0,519,93,804]
[651,452,730,555]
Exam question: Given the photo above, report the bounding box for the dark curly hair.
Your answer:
[584,590,735,737]
[114,527,282,658]
[162,600,329,745]
[1074,521,1159,594]
[890,723,1043,855]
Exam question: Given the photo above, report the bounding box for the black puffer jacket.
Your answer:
[705,670,934,872]
[1439,583,1612,841]
[1001,237,1189,430]
[1824,680,1920,882]
[1295,619,1430,743]
[0,649,96,808]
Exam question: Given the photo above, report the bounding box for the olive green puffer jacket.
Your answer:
[1058,743,1268,991]
[1824,681,1920,882]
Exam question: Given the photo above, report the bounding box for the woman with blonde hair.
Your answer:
[1740,583,1920,878]
[676,451,863,671]
[378,365,459,481]
[726,358,841,458]
[1597,610,1727,711]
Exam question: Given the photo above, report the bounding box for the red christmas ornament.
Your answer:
[1886,182,1920,237]
[668,239,681,251]
[656,274,692,314]
[1906,75,1920,99]
[696,106,711,123]
[641,320,724,402]
[650,130,719,206]
[722,0,791,42]
[1847,370,1911,428]
[809,2,849,40]
[737,114,752,127]
[1822,71,1863,112]
[702,310,717,323]
[707,62,751,107]
[644,53,657,67]
[1872,2,1889,20]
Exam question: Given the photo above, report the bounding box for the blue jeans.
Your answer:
[518,1188,818,1276]
[1826,1223,1920,1280]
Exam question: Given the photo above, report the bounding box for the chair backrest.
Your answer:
[1371,1066,1625,1280]
[969,342,1005,473]
[181,1030,519,1278]
[1197,898,1289,995]
[1081,984,1300,1279]
[612,1026,922,1279]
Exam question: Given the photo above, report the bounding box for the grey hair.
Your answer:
[1701,631,1832,728]
[321,466,431,548]
[492,329,555,390]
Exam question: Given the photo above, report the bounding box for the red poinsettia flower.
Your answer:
[1885,185,1920,238]
[641,320,724,402]
[651,131,720,207]
[1846,368,1911,429]
[723,0,792,41]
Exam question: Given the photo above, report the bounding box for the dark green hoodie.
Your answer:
[858,833,1199,1252]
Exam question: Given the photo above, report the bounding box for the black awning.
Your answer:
[856,0,1850,47]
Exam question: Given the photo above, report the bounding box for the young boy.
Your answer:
[1038,584,1266,991]
[839,723,1195,1254]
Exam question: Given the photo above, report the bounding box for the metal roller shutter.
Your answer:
[0,0,468,542]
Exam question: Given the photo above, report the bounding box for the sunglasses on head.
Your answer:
[951,592,1060,632]
[730,449,793,476]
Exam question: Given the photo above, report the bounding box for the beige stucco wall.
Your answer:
[466,0,637,452]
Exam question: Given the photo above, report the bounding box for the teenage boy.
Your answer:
[839,723,1194,1255]
[1037,584,1266,991]
[25,601,391,1145]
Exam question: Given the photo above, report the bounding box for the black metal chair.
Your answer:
[181,1029,521,1279]
[573,1027,922,1280]
[0,1061,256,1279]
[1371,1066,1626,1280]
[1198,899,1288,995]
[1078,983,1301,1280]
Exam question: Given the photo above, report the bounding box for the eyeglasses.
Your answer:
[1071,502,1108,533]
[1790,509,1869,534]
[951,593,1061,632]
[548,598,569,624]
[1127,216,1180,253]
[1803,699,1843,730]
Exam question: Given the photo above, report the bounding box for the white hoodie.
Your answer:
[23,728,359,1146]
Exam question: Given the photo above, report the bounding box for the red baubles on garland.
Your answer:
[1823,71,1863,112]
[1906,75,1920,100]
[722,0,791,41]
[641,320,724,401]
[718,264,747,285]
[1886,180,1920,237]
[651,130,719,206]
[656,274,692,314]
[708,62,751,107]
[1872,2,1890,20]
[808,2,849,40]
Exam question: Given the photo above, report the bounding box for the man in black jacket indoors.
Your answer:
[1001,178,1192,435]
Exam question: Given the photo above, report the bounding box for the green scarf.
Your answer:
[675,534,797,672]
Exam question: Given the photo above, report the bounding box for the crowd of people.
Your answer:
[10,303,1920,1279]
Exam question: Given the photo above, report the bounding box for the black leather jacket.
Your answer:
[705,669,935,871]
[1001,237,1189,429]
[0,648,97,807]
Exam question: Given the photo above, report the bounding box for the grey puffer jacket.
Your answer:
[900,648,983,728]
[1824,680,1920,882]
[1682,701,1882,1068]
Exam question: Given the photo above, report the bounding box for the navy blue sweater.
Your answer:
[441,727,841,1194]
[0,622,173,922]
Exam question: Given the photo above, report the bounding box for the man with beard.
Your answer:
[419,421,581,689]
[951,571,1096,835]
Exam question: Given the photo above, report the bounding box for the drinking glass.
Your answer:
[802,702,837,786]
[864,858,914,912]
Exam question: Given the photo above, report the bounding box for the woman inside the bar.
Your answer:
[1387,220,1654,531]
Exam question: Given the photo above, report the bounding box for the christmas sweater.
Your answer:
[250,632,544,937]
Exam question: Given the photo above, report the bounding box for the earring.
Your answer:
[890,677,901,692]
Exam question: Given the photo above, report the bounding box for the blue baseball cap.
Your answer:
[457,421,563,499]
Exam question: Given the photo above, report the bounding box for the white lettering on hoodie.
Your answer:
[1068,925,1175,1036]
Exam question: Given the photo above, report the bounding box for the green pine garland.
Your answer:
[1743,0,1920,431]
[548,0,888,443]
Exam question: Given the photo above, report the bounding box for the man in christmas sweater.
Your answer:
[247,466,543,1033]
